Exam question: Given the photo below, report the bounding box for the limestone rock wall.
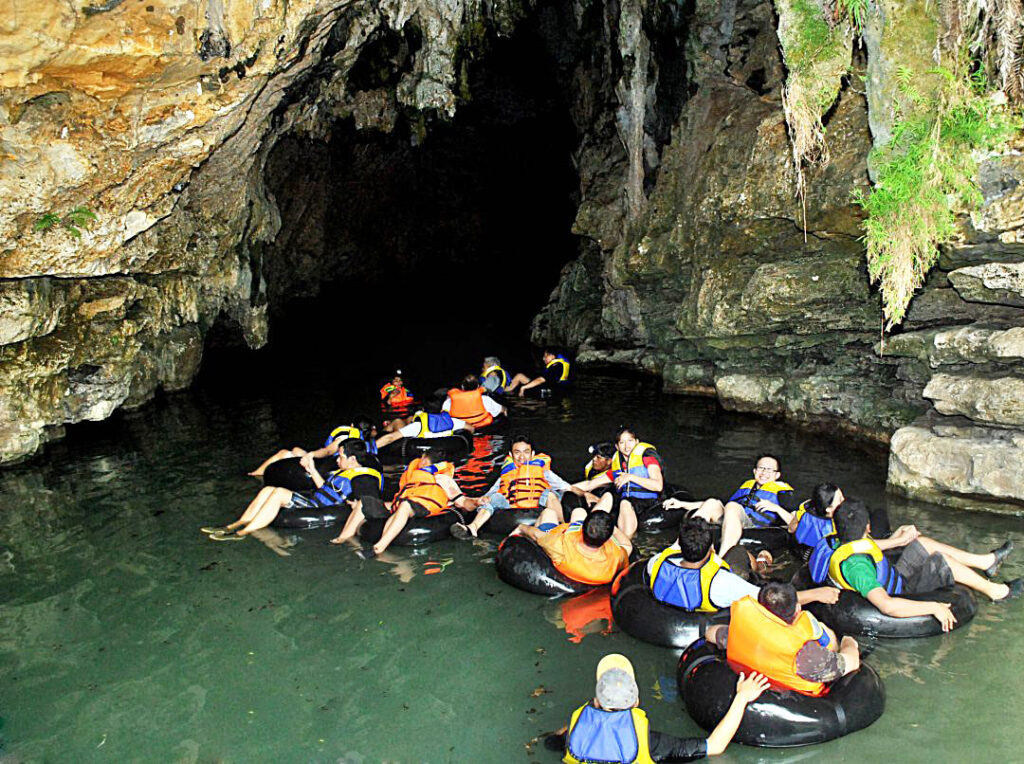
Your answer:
[533,0,1024,511]
[0,0,525,463]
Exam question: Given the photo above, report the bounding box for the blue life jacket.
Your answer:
[565,705,652,764]
[648,550,729,612]
[728,479,793,526]
[809,536,904,595]
[610,443,661,500]
[792,504,834,548]
[411,411,455,437]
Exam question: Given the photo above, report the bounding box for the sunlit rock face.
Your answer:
[0,0,526,463]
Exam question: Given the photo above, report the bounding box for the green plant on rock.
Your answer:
[33,206,97,239]
[855,61,1018,328]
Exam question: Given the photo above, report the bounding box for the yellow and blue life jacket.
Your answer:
[792,501,834,548]
[648,549,730,612]
[564,704,654,764]
[546,355,571,383]
[610,443,661,500]
[483,363,509,389]
[728,479,793,526]
[325,425,378,454]
[312,466,384,506]
[411,411,455,437]
[809,536,904,595]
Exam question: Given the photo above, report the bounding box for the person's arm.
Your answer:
[704,673,771,755]
[611,527,633,555]
[518,375,547,395]
[544,469,572,493]
[571,474,612,493]
[613,461,663,493]
[796,587,841,606]
[866,588,957,631]
[481,395,504,418]
[376,422,418,449]
[441,398,452,412]
[515,523,547,541]
[476,476,503,505]
[875,525,919,551]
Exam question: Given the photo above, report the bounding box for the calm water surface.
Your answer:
[2,360,1023,762]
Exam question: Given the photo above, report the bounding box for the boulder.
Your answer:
[949,262,1024,307]
[923,372,1024,427]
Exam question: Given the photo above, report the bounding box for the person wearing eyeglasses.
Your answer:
[662,454,797,557]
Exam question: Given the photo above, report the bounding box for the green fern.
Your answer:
[33,213,61,232]
[32,206,98,239]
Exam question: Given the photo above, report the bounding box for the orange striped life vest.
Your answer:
[446,387,494,427]
[380,383,414,405]
[498,454,551,509]
[393,459,452,516]
[726,595,835,697]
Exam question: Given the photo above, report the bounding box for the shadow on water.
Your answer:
[1,363,1023,760]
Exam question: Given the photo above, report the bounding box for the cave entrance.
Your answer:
[253,18,582,389]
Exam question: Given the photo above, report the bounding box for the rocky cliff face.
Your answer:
[532,0,1024,512]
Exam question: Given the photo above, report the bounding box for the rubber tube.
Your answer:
[484,508,541,537]
[610,560,729,648]
[636,487,694,533]
[272,503,352,530]
[376,431,473,465]
[262,456,339,492]
[495,535,596,596]
[677,639,885,748]
[358,508,473,547]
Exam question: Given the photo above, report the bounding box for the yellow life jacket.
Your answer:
[335,467,383,492]
[648,549,730,612]
[546,356,571,382]
[825,537,903,594]
[564,704,654,764]
[483,364,509,388]
[610,442,661,500]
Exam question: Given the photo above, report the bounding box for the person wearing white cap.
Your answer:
[549,653,769,763]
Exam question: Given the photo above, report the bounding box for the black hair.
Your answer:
[461,374,480,391]
[509,434,535,451]
[756,453,782,473]
[424,397,444,414]
[582,512,615,547]
[352,450,379,469]
[340,438,369,458]
[809,483,840,517]
[422,447,446,464]
[614,426,638,446]
[589,442,616,459]
[758,581,798,623]
[676,517,714,563]
[353,414,374,433]
[833,499,871,543]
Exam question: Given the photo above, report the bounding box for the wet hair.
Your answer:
[589,442,616,459]
[833,499,871,543]
[809,483,840,516]
[422,447,446,464]
[340,438,369,458]
[677,517,714,562]
[756,453,782,473]
[484,356,501,367]
[758,581,798,623]
[461,374,480,391]
[424,397,444,414]
[582,512,615,547]
[352,450,379,469]
[510,434,535,451]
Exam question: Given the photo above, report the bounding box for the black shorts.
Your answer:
[359,495,390,519]
[619,495,660,516]
[404,500,434,518]
[895,541,954,593]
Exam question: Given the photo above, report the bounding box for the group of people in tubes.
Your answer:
[200,350,1022,761]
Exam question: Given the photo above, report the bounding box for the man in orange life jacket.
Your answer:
[663,454,799,558]
[334,448,475,556]
[547,653,769,762]
[511,502,635,586]
[705,582,860,697]
[442,374,505,429]
[809,500,1020,630]
[451,435,571,539]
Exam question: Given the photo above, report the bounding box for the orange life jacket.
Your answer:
[546,524,630,585]
[498,453,552,509]
[380,383,414,405]
[446,387,494,428]
[393,460,452,516]
[726,595,835,697]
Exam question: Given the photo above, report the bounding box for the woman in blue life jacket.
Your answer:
[571,428,663,529]
[789,484,894,553]
[547,653,769,763]
[247,415,377,477]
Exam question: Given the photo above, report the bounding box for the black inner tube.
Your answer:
[495,534,595,596]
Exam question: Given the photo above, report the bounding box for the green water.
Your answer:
[1,371,1022,762]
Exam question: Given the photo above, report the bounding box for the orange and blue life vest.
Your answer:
[648,549,730,612]
[564,704,654,764]
[393,460,452,516]
[726,595,836,697]
[498,453,552,509]
[610,443,662,500]
[809,536,904,595]
[728,479,794,527]
[792,502,834,548]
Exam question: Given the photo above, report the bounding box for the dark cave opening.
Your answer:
[233,19,584,388]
